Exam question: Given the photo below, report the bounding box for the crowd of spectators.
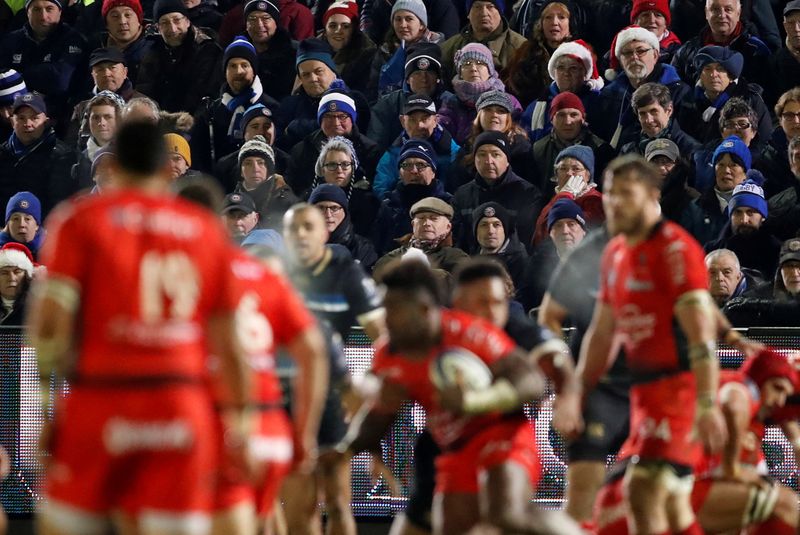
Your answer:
[4,0,800,324]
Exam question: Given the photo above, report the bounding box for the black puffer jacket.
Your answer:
[233,174,298,231]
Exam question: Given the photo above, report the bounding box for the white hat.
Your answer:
[0,243,34,278]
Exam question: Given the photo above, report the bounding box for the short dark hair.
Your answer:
[603,154,661,190]
[174,176,224,213]
[631,82,672,111]
[718,97,757,132]
[453,257,509,288]
[378,259,443,306]
[114,120,167,175]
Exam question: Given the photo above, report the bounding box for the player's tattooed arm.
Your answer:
[337,376,405,455]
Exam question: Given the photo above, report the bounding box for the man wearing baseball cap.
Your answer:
[373,93,460,199]
[373,196,469,278]
[0,93,77,221]
[135,0,222,114]
[220,191,285,249]
[0,0,86,130]
[452,131,543,250]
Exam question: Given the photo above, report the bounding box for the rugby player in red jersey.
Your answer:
[212,245,329,535]
[331,260,582,535]
[595,348,800,534]
[28,121,251,535]
[580,155,726,535]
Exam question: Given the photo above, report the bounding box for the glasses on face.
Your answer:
[620,47,654,60]
[322,113,351,123]
[723,120,752,131]
[246,14,273,25]
[323,161,353,171]
[460,59,488,69]
[158,14,186,28]
[326,22,351,32]
[556,164,586,174]
[317,205,343,214]
[400,162,431,171]
[782,111,800,122]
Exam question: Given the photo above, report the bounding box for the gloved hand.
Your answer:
[561,174,588,198]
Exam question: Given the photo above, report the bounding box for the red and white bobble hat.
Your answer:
[547,39,604,91]
[605,25,660,81]
[0,242,34,278]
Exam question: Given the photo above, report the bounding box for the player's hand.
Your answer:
[437,376,467,415]
[552,392,584,440]
[293,433,319,475]
[732,337,765,358]
[368,454,400,496]
[694,406,727,454]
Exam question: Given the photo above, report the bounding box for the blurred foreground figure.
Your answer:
[28,121,250,535]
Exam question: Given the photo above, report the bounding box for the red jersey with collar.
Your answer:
[225,250,316,405]
[40,190,239,382]
[599,220,708,377]
[371,309,518,450]
[695,370,765,477]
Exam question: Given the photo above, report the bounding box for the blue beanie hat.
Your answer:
[728,174,767,219]
[693,46,744,80]
[317,90,357,125]
[713,135,751,171]
[556,144,595,179]
[224,36,258,71]
[296,38,338,74]
[309,183,350,215]
[6,191,41,225]
[547,198,586,231]
[399,138,437,171]
[0,70,26,108]
[466,0,505,17]
[240,103,273,133]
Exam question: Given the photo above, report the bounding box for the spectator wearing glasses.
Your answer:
[677,46,770,146]
[233,134,298,230]
[310,136,380,238]
[373,138,452,254]
[285,90,380,199]
[135,0,222,114]
[693,97,761,193]
[597,26,689,149]
[309,183,378,270]
[531,144,602,245]
[755,88,800,199]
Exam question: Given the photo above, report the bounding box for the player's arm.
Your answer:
[336,376,406,455]
[208,312,252,437]
[577,301,617,394]
[285,325,329,465]
[26,275,79,395]
[718,382,751,479]
[781,420,800,465]
[537,292,568,336]
[357,310,386,342]
[674,289,727,453]
[715,306,764,357]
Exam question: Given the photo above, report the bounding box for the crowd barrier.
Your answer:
[1,327,799,516]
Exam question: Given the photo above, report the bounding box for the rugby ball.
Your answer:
[430,348,493,391]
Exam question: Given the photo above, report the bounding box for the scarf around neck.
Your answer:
[451,76,506,108]
[222,75,264,139]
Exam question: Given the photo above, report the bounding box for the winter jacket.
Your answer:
[531,127,615,197]
[532,187,604,246]
[618,118,701,159]
[765,181,800,241]
[0,130,77,219]
[671,24,770,91]
[373,179,452,255]
[704,223,781,280]
[684,186,731,246]
[325,31,378,97]
[275,83,371,151]
[373,128,460,198]
[285,126,381,198]
[521,82,601,142]
[677,78,771,145]
[233,174,298,231]
[451,168,544,251]
[373,238,469,279]
[753,128,795,200]
[187,3,222,32]
[249,28,299,102]
[304,177,381,239]
[136,25,222,114]
[328,214,378,271]
[659,158,703,232]
[596,62,690,148]
[765,47,800,110]
[440,20,527,87]
[367,86,454,152]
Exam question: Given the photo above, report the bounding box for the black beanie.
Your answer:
[472,201,513,239]
[153,0,188,20]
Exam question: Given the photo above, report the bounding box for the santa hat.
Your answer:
[548,40,604,91]
[0,243,34,278]
[605,25,660,81]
